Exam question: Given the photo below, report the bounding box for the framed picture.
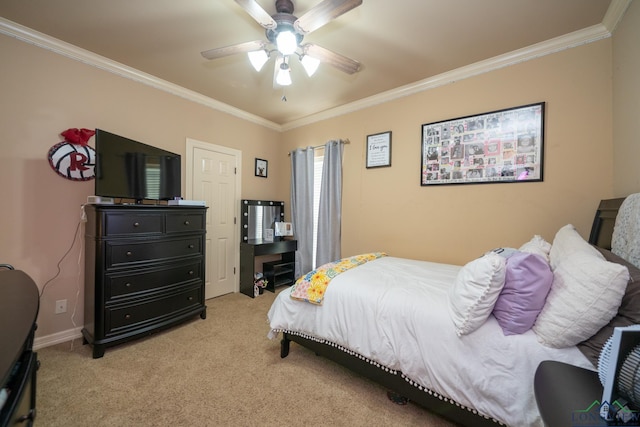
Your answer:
[255,158,268,178]
[420,102,545,186]
[366,131,392,168]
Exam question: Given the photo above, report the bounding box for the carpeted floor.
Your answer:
[36,289,457,426]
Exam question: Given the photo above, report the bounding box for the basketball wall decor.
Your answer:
[48,128,96,181]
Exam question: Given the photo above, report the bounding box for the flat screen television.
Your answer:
[94,129,181,203]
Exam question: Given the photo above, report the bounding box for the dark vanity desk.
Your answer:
[0,269,39,426]
[239,239,297,297]
[240,199,297,298]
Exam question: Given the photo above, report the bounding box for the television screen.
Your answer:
[94,129,181,202]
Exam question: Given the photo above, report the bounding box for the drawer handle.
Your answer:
[188,244,195,249]
[126,251,133,256]
[125,282,132,288]
[133,222,140,227]
[184,220,190,226]
[188,270,194,276]
[188,296,194,301]
[124,314,131,320]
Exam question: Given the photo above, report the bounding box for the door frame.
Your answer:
[185,138,242,294]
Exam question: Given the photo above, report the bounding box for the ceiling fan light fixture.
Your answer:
[300,54,320,77]
[247,49,269,71]
[203,0,364,90]
[276,30,298,56]
[276,61,292,86]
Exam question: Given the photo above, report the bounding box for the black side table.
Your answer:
[534,360,609,427]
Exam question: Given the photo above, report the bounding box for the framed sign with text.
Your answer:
[366,131,392,168]
[420,102,545,186]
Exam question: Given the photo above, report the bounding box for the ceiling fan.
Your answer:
[201,0,363,87]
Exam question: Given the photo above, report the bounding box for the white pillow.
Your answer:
[549,224,603,270]
[448,252,506,336]
[532,251,629,348]
[519,235,552,262]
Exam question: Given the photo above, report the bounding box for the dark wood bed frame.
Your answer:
[277,196,627,427]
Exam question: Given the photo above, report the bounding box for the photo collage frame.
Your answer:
[421,102,545,186]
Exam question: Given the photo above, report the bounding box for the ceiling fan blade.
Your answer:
[234,0,277,30]
[201,40,266,60]
[302,43,361,74]
[294,0,363,34]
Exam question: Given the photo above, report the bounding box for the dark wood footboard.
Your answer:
[281,331,503,427]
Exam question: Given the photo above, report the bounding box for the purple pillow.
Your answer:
[492,252,553,335]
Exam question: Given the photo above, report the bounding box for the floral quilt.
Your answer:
[289,252,387,305]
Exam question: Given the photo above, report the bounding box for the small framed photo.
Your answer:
[255,158,268,178]
[366,131,392,168]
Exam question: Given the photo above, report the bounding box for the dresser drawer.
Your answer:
[105,286,203,335]
[104,213,163,235]
[166,213,205,233]
[106,236,203,268]
[84,205,207,358]
[105,261,202,300]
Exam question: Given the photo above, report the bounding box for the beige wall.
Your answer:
[612,0,640,196]
[3,5,637,343]
[0,35,288,339]
[283,39,615,265]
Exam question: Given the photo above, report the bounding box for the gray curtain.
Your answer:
[316,140,344,266]
[290,147,315,278]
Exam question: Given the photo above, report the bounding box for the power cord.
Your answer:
[69,211,85,350]
[38,205,87,351]
[39,204,86,298]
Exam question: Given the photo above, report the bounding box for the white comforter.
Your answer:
[267,256,594,427]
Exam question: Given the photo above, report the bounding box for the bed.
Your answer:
[267,195,640,427]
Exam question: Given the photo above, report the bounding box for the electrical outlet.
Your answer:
[55,299,67,314]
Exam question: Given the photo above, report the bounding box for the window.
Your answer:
[145,163,160,199]
[312,152,324,269]
[254,206,264,241]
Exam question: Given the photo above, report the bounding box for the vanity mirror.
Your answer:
[241,200,285,243]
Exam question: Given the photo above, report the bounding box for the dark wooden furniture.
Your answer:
[239,199,296,297]
[280,332,499,426]
[277,195,628,427]
[262,256,296,292]
[589,197,625,250]
[0,267,39,427]
[240,240,297,297]
[82,204,207,358]
[534,361,607,427]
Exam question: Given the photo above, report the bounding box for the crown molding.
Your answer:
[0,17,282,132]
[602,0,633,33]
[282,23,612,131]
[1,4,627,134]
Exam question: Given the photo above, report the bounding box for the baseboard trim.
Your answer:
[34,327,83,350]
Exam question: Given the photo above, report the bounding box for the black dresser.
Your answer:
[82,204,207,358]
[0,268,39,427]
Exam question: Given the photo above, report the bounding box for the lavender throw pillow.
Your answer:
[493,252,553,335]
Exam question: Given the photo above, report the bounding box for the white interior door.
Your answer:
[186,139,241,299]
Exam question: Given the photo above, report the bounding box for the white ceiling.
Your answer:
[0,1,623,128]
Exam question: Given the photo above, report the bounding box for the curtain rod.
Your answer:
[287,139,350,155]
